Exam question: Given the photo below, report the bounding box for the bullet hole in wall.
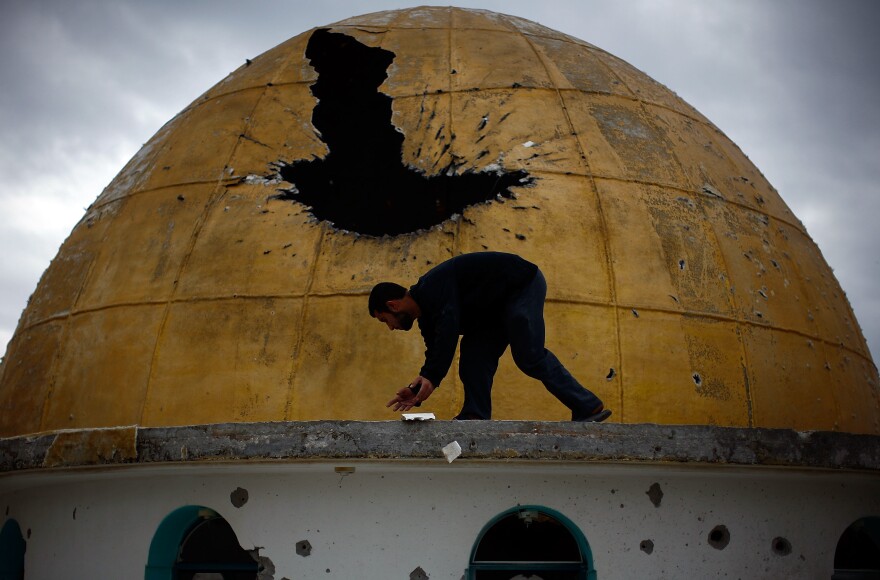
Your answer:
[274,29,533,236]
[692,373,702,386]
[296,540,312,557]
[708,525,730,550]
[230,487,249,508]
[772,536,792,556]
[640,539,654,554]
[248,549,275,580]
[606,368,616,380]
[646,482,663,507]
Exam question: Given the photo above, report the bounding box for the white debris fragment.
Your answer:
[522,140,536,148]
[402,412,435,421]
[442,441,462,463]
[244,174,282,185]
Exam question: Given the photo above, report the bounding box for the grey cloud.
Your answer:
[1,0,877,363]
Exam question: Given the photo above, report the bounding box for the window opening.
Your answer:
[175,517,258,580]
[0,519,25,580]
[145,506,258,580]
[274,28,533,236]
[833,517,880,580]
[467,506,596,580]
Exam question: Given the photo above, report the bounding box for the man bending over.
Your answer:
[368,251,611,422]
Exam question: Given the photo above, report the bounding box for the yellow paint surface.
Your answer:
[1,7,877,437]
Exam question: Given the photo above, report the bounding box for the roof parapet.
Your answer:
[2,421,879,473]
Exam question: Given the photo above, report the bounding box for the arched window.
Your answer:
[145,506,259,580]
[833,517,880,580]
[467,506,596,580]
[0,519,25,580]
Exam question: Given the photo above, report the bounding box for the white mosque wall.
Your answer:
[1,461,877,579]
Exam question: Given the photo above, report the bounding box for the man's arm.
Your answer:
[418,294,460,388]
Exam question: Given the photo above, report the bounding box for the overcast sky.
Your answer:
[1,0,878,363]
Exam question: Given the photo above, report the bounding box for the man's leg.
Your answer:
[506,270,605,420]
[455,331,509,420]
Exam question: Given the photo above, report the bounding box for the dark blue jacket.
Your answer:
[409,252,538,387]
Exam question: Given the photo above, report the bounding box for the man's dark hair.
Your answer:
[368,282,407,316]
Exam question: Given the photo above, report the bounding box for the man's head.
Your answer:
[369,282,415,331]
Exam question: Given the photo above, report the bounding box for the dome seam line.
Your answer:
[282,227,327,421]
[509,16,626,420]
[137,80,279,426]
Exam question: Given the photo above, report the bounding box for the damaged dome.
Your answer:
[0,7,876,436]
[273,28,533,236]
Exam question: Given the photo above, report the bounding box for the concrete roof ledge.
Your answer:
[1,421,878,473]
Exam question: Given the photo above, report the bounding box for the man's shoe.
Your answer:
[575,409,612,422]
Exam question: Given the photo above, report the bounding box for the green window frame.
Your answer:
[145,505,258,580]
[466,505,597,580]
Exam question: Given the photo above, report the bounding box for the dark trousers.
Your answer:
[455,270,603,420]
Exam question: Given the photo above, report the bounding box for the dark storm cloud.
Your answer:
[1,0,878,362]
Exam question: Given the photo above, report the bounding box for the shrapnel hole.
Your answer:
[772,536,792,556]
[274,29,533,236]
[708,525,730,550]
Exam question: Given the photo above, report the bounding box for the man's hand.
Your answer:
[386,376,435,412]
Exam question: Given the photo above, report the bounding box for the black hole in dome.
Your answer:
[274,29,533,236]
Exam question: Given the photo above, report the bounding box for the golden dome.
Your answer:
[1,7,876,436]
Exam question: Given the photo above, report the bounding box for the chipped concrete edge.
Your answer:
[0,421,878,473]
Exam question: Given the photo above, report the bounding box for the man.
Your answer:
[368,252,611,422]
